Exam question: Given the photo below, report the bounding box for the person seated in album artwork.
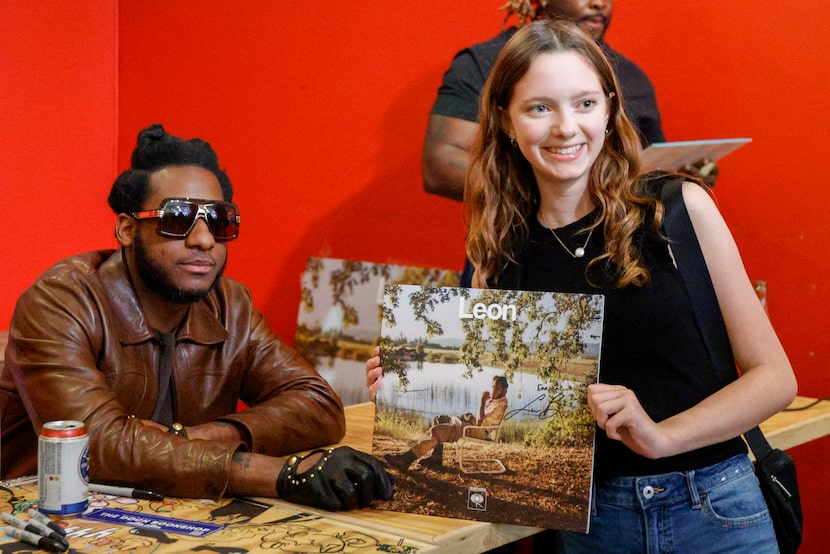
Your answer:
[382,375,508,471]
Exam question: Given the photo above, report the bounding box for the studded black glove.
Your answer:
[276,446,394,511]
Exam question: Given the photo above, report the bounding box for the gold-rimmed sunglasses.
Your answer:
[131,198,240,242]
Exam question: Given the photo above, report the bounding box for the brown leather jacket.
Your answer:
[0,250,345,498]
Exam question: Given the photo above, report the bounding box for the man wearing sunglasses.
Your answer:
[0,124,393,512]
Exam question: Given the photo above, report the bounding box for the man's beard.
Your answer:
[133,233,225,304]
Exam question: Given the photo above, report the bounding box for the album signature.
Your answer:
[504,392,565,420]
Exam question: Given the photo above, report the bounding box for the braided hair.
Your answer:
[108,124,233,215]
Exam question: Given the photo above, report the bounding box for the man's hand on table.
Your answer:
[277,446,394,511]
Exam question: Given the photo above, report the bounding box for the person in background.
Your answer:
[0,124,392,512]
[424,0,715,285]
[374,20,795,551]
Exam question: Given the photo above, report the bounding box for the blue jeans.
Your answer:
[558,454,778,554]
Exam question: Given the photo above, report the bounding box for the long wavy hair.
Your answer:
[465,20,662,288]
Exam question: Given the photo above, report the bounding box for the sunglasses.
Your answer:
[131,198,241,241]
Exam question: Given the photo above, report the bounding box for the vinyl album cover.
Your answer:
[294,257,460,406]
[372,285,604,531]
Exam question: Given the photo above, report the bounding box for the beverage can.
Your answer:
[38,420,90,515]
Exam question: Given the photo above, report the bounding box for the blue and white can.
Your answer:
[38,420,90,515]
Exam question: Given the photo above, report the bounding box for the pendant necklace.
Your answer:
[540,212,595,259]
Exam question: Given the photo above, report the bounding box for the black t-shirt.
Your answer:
[431,27,666,146]
[492,184,745,478]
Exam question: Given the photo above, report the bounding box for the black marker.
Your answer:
[88,483,164,501]
[3,525,67,553]
[27,509,66,537]
[1,513,68,548]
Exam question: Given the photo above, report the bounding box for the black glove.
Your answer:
[276,446,394,511]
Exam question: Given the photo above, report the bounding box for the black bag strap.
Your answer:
[659,178,770,456]
[660,178,736,381]
[744,425,773,459]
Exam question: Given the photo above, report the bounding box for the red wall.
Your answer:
[2,2,828,550]
[1,1,118,313]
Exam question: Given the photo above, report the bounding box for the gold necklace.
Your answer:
[540,212,595,259]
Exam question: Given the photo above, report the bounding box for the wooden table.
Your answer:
[0,475,438,553]
[759,395,830,451]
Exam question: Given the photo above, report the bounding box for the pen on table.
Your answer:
[1,513,69,548]
[87,483,164,501]
[26,509,66,537]
[3,526,67,553]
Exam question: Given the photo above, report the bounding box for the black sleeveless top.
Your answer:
[493,200,746,479]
